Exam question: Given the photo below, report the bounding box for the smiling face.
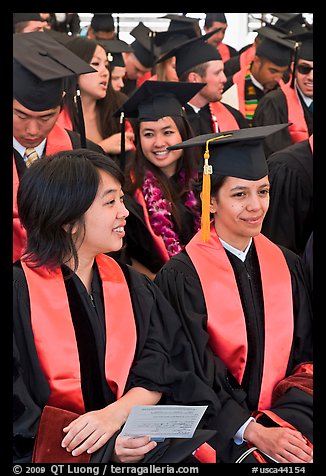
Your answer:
[139,116,183,177]
[210,175,270,250]
[75,169,129,259]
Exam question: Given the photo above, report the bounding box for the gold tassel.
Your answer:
[201,134,233,241]
[201,146,213,242]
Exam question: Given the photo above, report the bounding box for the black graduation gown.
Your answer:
[184,103,249,136]
[121,174,199,274]
[154,243,313,462]
[252,88,313,157]
[13,260,218,464]
[261,139,313,256]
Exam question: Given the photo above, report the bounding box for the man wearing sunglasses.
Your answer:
[252,28,313,157]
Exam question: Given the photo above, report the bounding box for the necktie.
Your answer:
[25,148,39,167]
[308,101,313,114]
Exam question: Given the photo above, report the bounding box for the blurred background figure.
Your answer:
[87,13,116,41]
[13,13,48,33]
[203,13,238,62]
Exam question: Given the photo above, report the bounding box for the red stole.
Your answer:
[186,224,293,410]
[209,101,240,132]
[218,42,231,62]
[280,82,309,144]
[134,188,170,263]
[21,254,137,413]
[13,123,73,262]
[239,44,256,71]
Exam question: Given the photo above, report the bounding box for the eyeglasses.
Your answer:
[297,64,313,75]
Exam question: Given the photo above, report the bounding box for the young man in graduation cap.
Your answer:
[121,22,161,96]
[203,13,238,63]
[154,124,313,463]
[87,13,116,41]
[13,31,104,262]
[13,12,48,33]
[156,29,249,137]
[253,29,313,157]
[223,27,295,126]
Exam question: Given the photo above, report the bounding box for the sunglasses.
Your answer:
[297,64,313,75]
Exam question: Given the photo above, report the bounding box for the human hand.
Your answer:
[112,435,157,463]
[61,405,126,456]
[244,421,313,463]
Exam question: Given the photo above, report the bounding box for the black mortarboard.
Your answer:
[13,13,43,24]
[91,13,114,32]
[13,31,96,111]
[156,28,222,78]
[282,29,313,61]
[167,123,290,241]
[161,14,200,38]
[113,80,205,171]
[255,27,295,66]
[205,13,227,24]
[129,22,161,68]
[114,80,205,121]
[282,29,313,88]
[43,28,72,46]
[271,13,305,32]
[99,39,133,67]
[153,28,195,55]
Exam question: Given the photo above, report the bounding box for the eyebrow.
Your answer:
[100,188,118,199]
[230,183,270,191]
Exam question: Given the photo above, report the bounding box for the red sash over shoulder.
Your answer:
[13,123,73,262]
[186,224,293,410]
[21,254,137,413]
[209,101,240,132]
[280,82,309,144]
[218,42,231,63]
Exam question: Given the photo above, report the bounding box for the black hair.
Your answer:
[124,115,200,231]
[18,149,124,271]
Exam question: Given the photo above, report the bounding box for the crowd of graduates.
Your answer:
[13,13,313,465]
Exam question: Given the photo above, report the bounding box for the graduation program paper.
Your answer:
[120,405,208,440]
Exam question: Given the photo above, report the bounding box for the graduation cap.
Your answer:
[13,32,96,111]
[255,26,295,66]
[129,22,162,69]
[153,28,196,55]
[156,28,222,78]
[99,39,133,67]
[283,29,313,61]
[13,32,96,147]
[205,13,227,24]
[282,29,313,87]
[167,123,290,241]
[113,80,205,170]
[271,13,305,32]
[161,14,200,38]
[90,13,115,32]
[13,13,44,24]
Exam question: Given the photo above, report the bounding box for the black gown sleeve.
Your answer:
[262,140,313,255]
[252,90,292,156]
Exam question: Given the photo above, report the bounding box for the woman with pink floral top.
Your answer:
[114,80,204,279]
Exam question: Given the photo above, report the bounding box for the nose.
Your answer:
[246,194,262,211]
[119,201,129,219]
[26,119,40,135]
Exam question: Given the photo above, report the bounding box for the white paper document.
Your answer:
[120,405,208,440]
